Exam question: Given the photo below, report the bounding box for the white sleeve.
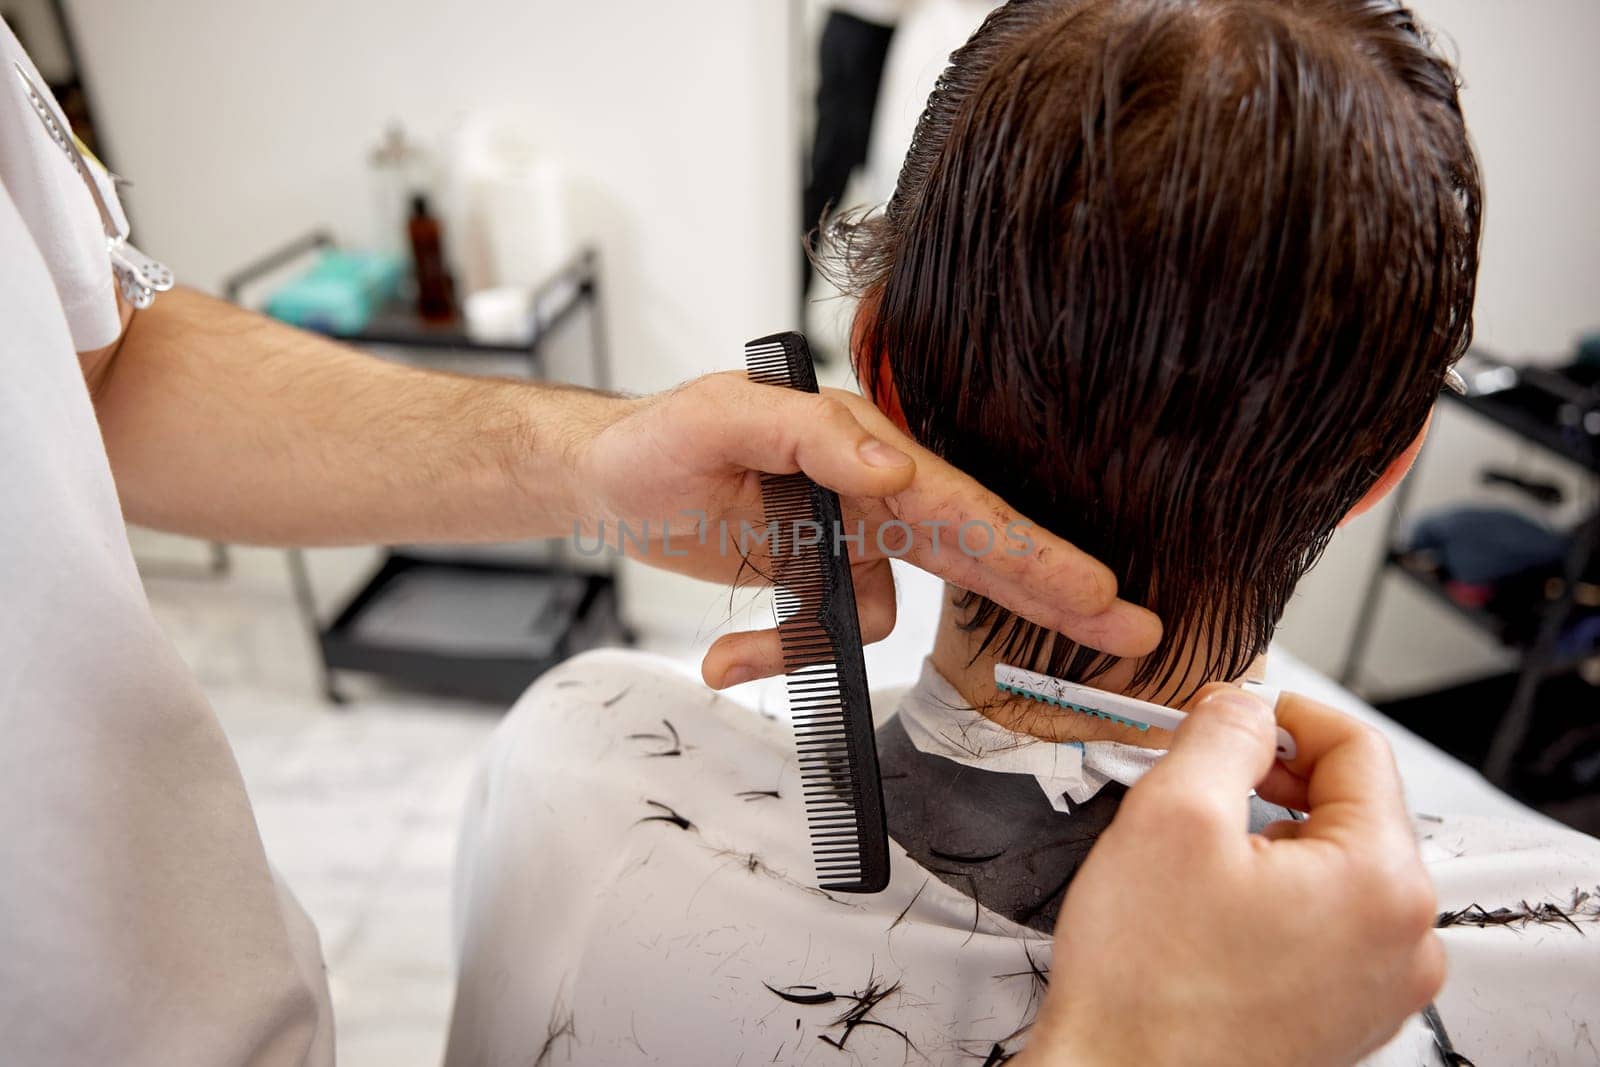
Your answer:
[0,16,127,351]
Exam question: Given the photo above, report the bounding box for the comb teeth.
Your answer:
[745,334,820,393]
[995,681,1152,732]
[746,332,888,894]
[744,339,793,388]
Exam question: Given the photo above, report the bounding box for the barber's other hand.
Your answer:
[574,372,1161,685]
[1017,687,1442,1067]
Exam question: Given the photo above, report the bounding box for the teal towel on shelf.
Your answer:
[264,250,404,334]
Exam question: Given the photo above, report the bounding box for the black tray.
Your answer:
[320,552,627,704]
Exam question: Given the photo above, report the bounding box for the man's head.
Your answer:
[828,0,1480,701]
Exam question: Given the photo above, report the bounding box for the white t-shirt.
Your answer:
[0,20,332,1065]
[448,649,1600,1065]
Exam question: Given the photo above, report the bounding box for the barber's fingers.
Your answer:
[866,493,1162,657]
[788,383,1120,623]
[700,630,777,690]
[825,390,1161,655]
[682,374,918,499]
[700,629,781,690]
[1258,819,1305,841]
[698,375,1161,658]
[1413,932,1449,1009]
[1252,692,1414,857]
[700,558,897,688]
[1119,684,1278,838]
[1253,694,1438,989]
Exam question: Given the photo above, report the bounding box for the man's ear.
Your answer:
[849,287,910,434]
[848,287,881,383]
[1341,412,1432,525]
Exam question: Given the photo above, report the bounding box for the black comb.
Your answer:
[744,331,889,894]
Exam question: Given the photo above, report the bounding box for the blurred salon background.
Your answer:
[6,1,1596,1062]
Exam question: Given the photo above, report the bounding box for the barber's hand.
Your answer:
[1018,687,1442,1067]
[575,372,1161,685]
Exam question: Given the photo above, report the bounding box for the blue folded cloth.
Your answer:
[264,250,403,334]
[1405,507,1568,585]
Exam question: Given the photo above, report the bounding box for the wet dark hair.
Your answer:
[825,0,1480,701]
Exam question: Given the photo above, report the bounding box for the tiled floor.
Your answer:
[133,535,548,1067]
[239,698,488,1066]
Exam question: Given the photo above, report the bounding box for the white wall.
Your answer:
[66,0,797,393]
[3,0,74,80]
[1409,0,1600,363]
[1276,0,1600,696]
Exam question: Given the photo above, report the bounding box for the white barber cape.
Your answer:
[0,19,332,1065]
[450,650,1600,1065]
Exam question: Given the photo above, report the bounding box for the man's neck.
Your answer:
[927,588,1257,747]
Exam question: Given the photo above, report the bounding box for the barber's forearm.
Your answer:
[91,287,622,546]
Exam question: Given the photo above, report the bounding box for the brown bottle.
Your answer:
[408,194,457,322]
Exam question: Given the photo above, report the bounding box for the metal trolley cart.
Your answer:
[1342,349,1599,789]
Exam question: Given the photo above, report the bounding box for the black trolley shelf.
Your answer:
[225,233,631,704]
[1341,350,1599,786]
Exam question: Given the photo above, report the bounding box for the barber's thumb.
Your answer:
[773,391,916,499]
[1160,684,1278,796]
